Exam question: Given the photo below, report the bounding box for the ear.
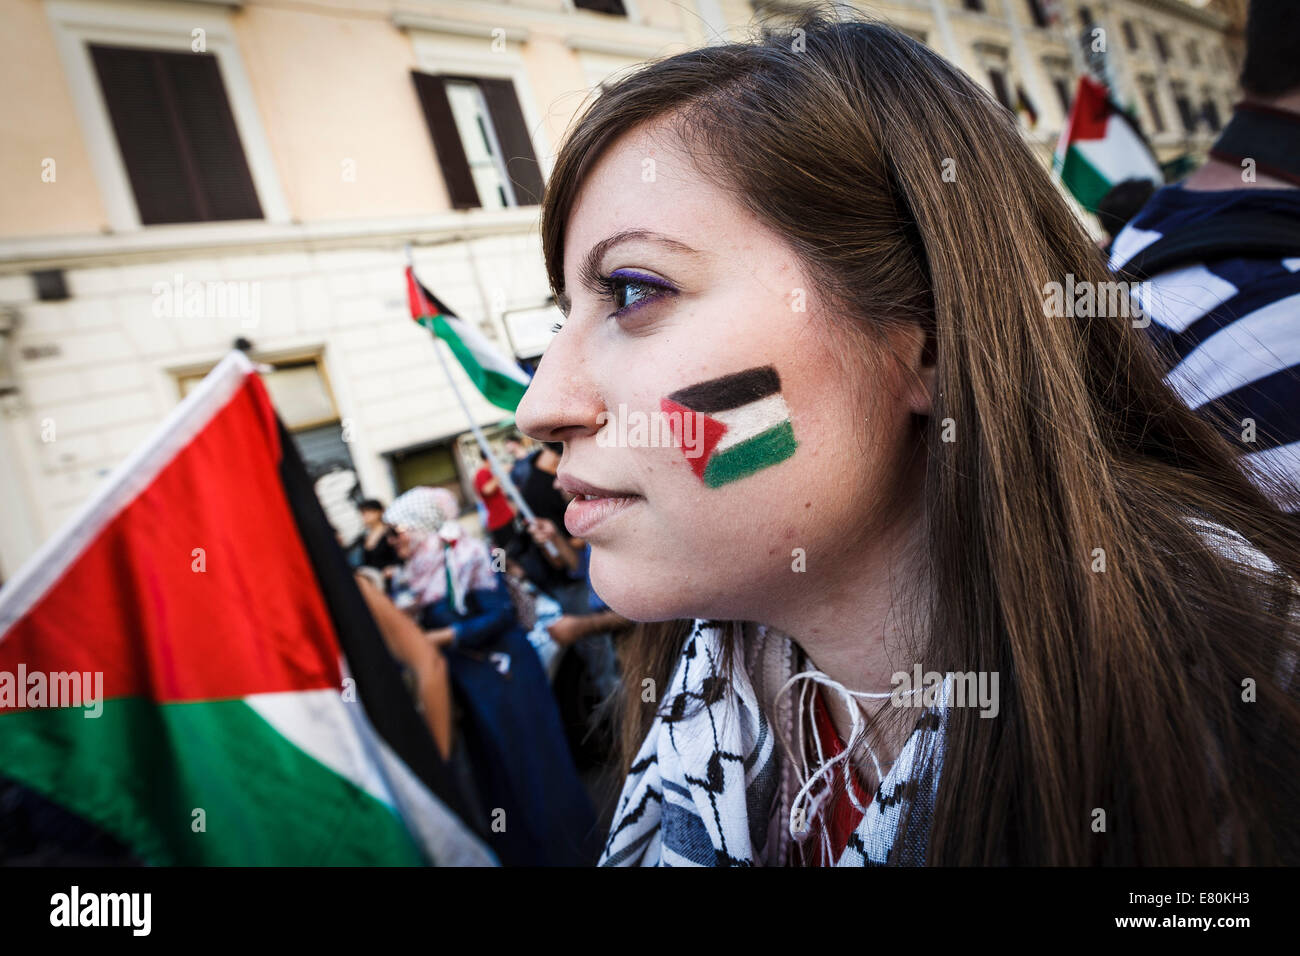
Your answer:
[898,323,937,417]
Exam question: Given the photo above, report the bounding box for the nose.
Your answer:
[515,327,606,445]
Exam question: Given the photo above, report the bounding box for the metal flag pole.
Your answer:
[405,244,559,558]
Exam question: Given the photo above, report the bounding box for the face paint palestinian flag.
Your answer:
[661,365,797,488]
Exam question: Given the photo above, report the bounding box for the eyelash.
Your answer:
[550,272,675,333]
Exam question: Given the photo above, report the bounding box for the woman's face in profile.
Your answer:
[517,120,929,625]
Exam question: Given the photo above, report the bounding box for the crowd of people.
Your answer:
[343,436,631,865]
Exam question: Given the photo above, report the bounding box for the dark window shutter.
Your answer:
[574,0,627,14]
[478,77,545,207]
[987,69,1013,111]
[160,52,262,221]
[1053,78,1072,114]
[1144,89,1166,133]
[412,71,480,210]
[89,44,261,225]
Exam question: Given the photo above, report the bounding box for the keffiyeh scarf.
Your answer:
[384,486,497,613]
[599,620,950,867]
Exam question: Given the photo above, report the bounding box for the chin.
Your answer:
[589,551,748,624]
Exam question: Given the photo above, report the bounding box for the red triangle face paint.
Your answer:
[660,397,727,480]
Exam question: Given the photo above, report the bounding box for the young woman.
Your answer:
[514,11,1300,866]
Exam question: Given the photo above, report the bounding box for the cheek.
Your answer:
[650,377,910,587]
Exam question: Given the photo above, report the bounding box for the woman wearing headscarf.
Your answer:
[383,486,599,866]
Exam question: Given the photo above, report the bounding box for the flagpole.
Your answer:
[405,244,559,559]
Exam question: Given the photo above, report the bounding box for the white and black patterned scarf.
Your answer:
[599,620,950,867]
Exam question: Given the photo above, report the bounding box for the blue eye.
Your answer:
[600,271,675,319]
[552,270,677,332]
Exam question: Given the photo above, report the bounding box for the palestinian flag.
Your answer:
[0,351,495,866]
[1054,74,1162,212]
[660,365,797,488]
[406,266,530,412]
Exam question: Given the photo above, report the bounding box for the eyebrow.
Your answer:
[555,229,702,317]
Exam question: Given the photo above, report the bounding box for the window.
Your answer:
[1141,81,1166,134]
[387,438,466,508]
[574,0,628,14]
[412,72,545,210]
[1172,83,1196,132]
[179,357,352,478]
[963,0,985,11]
[1154,32,1170,63]
[1026,0,1049,29]
[1052,77,1072,115]
[1187,40,1200,68]
[1122,21,1138,51]
[1202,97,1221,132]
[89,45,262,225]
[987,68,1013,111]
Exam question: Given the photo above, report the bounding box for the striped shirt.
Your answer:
[1109,185,1300,505]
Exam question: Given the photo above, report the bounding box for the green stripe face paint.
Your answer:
[660,365,798,487]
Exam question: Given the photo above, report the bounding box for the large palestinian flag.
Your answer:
[0,351,495,866]
[406,266,530,412]
[660,365,797,488]
[1054,74,1163,213]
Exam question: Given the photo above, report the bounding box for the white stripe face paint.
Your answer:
[712,393,793,453]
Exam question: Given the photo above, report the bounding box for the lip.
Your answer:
[556,473,640,499]
[557,471,643,537]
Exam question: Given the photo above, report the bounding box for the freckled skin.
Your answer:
[516,119,927,626]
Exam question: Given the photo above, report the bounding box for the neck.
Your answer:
[1185,93,1300,192]
[761,500,931,765]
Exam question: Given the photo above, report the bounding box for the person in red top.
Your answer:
[474,450,518,553]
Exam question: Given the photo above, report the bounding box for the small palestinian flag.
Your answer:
[0,351,494,866]
[1054,74,1162,213]
[661,365,797,488]
[406,266,530,413]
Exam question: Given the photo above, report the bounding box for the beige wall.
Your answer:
[0,0,109,237]
[232,4,445,221]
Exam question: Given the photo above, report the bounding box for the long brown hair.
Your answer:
[540,7,1300,864]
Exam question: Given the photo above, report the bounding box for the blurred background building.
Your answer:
[0,0,1242,582]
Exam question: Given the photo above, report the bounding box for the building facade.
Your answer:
[0,0,1240,581]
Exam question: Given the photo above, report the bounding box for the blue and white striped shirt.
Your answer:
[1110,185,1300,505]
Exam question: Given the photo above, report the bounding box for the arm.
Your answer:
[527,518,580,572]
[355,572,453,761]
[547,609,633,647]
[434,579,518,652]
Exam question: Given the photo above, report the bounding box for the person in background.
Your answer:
[383,486,598,866]
[348,499,400,582]
[472,449,517,553]
[501,556,568,682]
[519,440,569,529]
[1110,0,1300,508]
[353,565,453,760]
[1095,178,1156,253]
[504,435,534,491]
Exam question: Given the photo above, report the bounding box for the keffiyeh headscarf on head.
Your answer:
[384,486,498,614]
